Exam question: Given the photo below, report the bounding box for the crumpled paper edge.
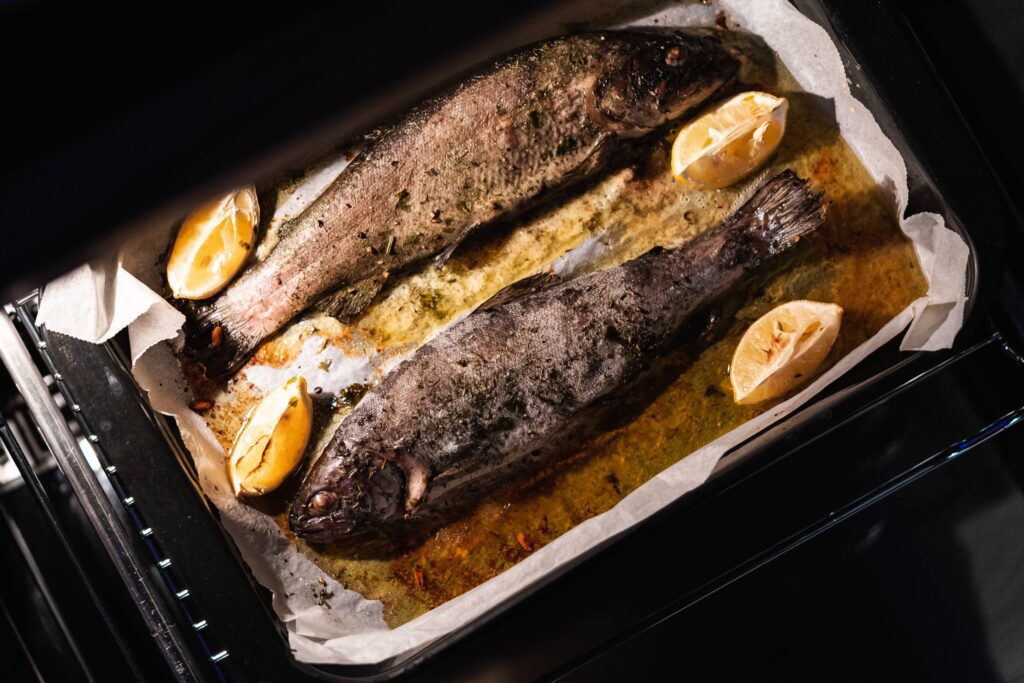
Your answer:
[33,0,970,666]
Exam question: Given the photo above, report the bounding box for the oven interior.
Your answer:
[1,1,1022,681]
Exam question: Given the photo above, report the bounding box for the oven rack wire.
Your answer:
[0,298,229,683]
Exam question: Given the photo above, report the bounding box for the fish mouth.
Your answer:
[590,32,738,136]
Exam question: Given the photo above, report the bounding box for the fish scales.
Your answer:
[184,30,737,378]
[290,170,826,550]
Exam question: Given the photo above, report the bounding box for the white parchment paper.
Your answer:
[35,0,970,665]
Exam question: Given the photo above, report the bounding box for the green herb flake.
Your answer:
[338,383,369,408]
[417,288,447,320]
[396,190,411,211]
[555,137,577,156]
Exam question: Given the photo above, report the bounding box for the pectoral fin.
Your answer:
[474,271,562,314]
[316,276,386,321]
[434,221,481,268]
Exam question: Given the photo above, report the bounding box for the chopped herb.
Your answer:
[418,288,446,319]
[404,233,422,247]
[431,209,442,223]
[396,190,411,211]
[555,137,577,156]
[456,199,471,212]
[502,396,527,415]
[426,167,440,177]
[318,359,332,371]
[474,416,514,437]
[338,383,369,408]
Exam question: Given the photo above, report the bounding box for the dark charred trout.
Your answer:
[289,171,826,550]
[184,30,738,378]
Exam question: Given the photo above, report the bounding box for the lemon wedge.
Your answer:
[730,300,843,405]
[227,376,312,496]
[672,91,788,190]
[167,186,259,300]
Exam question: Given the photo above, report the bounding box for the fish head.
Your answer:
[593,30,738,135]
[288,446,407,545]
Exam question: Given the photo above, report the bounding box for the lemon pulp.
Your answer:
[167,186,259,300]
[672,91,788,190]
[228,376,312,496]
[730,300,843,405]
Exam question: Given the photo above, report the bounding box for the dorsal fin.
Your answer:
[475,271,562,314]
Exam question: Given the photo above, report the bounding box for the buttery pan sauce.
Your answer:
[190,42,927,625]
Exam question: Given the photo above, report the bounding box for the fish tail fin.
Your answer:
[182,300,260,380]
[747,170,827,256]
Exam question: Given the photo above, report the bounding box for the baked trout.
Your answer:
[289,170,826,550]
[184,30,738,378]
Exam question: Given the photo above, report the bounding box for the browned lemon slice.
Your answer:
[227,376,312,496]
[671,92,788,190]
[730,300,843,405]
[167,186,259,300]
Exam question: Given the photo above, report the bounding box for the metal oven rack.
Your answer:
[5,298,1024,682]
[0,299,228,682]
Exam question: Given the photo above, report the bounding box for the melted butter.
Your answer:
[192,45,928,627]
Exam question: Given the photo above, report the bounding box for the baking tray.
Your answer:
[10,0,1014,679]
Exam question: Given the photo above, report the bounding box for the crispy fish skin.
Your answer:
[289,171,826,550]
[184,30,738,378]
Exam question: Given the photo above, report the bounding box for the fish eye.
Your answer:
[308,490,338,516]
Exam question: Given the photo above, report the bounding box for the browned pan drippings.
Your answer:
[189,42,927,626]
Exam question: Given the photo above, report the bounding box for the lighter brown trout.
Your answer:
[183,30,738,378]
